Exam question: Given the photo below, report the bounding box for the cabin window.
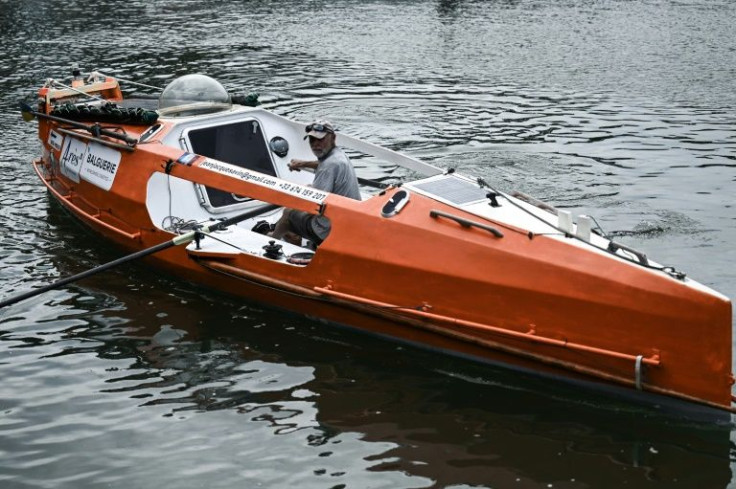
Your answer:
[187,120,276,211]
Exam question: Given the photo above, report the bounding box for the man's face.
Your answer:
[309,133,334,158]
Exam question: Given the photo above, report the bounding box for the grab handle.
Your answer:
[429,209,503,238]
[608,240,648,266]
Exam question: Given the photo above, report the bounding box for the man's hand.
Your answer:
[288,159,318,172]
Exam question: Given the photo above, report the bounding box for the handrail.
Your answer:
[314,286,661,368]
[32,159,141,241]
[608,240,649,266]
[429,209,504,238]
[196,260,322,297]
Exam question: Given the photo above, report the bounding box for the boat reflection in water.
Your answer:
[103,305,736,488]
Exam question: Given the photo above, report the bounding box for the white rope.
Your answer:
[90,71,162,91]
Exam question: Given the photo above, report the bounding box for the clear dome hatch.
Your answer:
[158,74,232,116]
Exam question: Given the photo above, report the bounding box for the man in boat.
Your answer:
[269,120,361,245]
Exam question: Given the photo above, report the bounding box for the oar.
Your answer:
[0,203,280,309]
[19,101,138,146]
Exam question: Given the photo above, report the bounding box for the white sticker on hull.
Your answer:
[48,130,63,151]
[79,142,121,191]
[59,137,86,183]
[58,137,122,190]
[199,158,328,203]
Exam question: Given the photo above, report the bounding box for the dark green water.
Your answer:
[1,1,735,487]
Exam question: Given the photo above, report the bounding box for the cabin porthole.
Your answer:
[269,136,289,158]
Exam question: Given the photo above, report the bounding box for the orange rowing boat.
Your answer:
[20,71,733,414]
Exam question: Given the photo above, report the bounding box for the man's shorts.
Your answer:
[288,210,323,244]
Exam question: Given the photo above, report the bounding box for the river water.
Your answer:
[1,1,735,488]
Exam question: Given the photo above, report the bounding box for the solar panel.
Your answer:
[411,176,488,205]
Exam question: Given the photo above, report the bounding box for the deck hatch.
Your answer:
[411,176,488,205]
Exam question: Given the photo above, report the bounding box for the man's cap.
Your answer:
[304,120,335,140]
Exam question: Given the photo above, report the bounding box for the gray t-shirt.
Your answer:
[310,147,361,239]
[311,147,361,200]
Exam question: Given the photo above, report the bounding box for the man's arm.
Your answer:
[288,159,319,172]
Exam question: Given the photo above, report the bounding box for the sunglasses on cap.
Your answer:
[305,123,334,134]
